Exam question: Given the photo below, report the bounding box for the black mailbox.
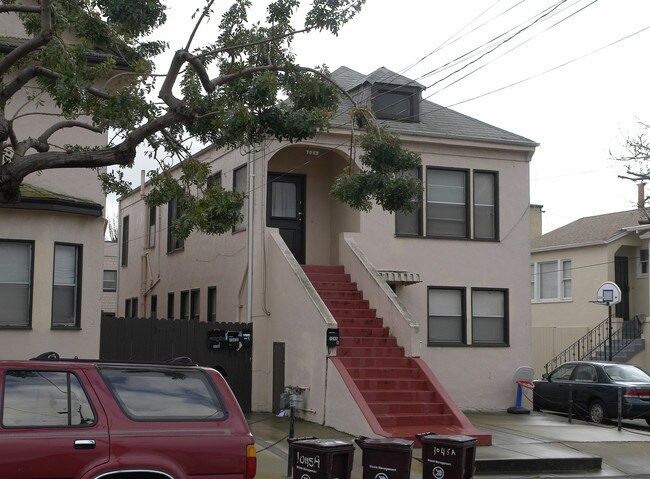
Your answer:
[241,329,252,348]
[227,331,241,349]
[207,330,227,349]
[326,328,340,347]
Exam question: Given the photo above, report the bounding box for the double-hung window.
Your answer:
[103,270,117,292]
[52,243,81,327]
[396,167,498,240]
[427,287,465,344]
[0,240,33,327]
[167,197,183,252]
[472,289,508,345]
[531,259,572,302]
[233,164,247,233]
[638,248,649,277]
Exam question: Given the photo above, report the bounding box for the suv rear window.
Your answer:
[98,367,226,420]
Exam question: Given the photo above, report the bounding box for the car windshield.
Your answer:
[603,364,650,382]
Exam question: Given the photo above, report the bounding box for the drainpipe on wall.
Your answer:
[247,146,254,325]
[140,170,147,318]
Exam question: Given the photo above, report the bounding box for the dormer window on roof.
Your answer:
[371,83,421,122]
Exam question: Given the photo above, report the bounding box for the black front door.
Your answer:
[615,256,630,320]
[266,172,306,264]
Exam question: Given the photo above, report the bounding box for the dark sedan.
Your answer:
[533,361,650,424]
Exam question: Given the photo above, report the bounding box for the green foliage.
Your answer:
[331,126,423,213]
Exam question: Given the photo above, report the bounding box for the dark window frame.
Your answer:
[167,292,175,320]
[470,287,509,346]
[167,197,184,253]
[473,170,499,241]
[190,288,200,321]
[0,239,34,329]
[395,166,423,237]
[51,242,82,329]
[121,215,129,267]
[150,294,158,319]
[232,164,247,233]
[207,286,217,322]
[371,83,421,122]
[427,286,467,346]
[180,290,190,320]
[148,204,156,248]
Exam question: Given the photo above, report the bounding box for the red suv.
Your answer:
[0,353,256,479]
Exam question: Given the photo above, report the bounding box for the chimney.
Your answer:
[638,182,646,209]
[530,204,543,238]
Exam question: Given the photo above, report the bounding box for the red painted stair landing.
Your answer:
[302,264,491,446]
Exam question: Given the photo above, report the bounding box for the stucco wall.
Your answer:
[0,209,104,359]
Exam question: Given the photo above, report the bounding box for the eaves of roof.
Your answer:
[0,36,130,69]
[0,183,103,217]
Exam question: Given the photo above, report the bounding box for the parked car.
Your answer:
[533,360,650,425]
[0,352,257,479]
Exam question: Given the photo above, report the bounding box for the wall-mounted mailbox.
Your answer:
[207,330,227,349]
[241,329,252,348]
[227,331,241,349]
[326,328,340,347]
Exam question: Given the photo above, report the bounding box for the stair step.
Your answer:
[311,281,359,292]
[368,402,447,414]
[302,265,345,274]
[336,346,405,357]
[339,327,389,338]
[324,299,370,309]
[317,290,363,300]
[335,318,384,328]
[339,337,397,348]
[329,308,377,318]
[362,390,439,402]
[346,367,423,379]
[337,357,414,368]
[377,413,454,427]
[305,272,351,283]
[354,378,432,391]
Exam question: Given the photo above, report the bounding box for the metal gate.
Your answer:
[100,316,252,412]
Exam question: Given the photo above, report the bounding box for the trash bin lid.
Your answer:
[291,438,355,451]
[416,434,477,447]
[355,437,414,451]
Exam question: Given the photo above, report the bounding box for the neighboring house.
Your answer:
[101,241,119,316]
[119,66,537,441]
[531,194,650,377]
[0,19,109,359]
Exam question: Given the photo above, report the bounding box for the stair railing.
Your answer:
[543,316,644,374]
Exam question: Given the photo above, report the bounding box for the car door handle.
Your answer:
[74,439,96,450]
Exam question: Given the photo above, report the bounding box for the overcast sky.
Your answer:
[113,0,650,234]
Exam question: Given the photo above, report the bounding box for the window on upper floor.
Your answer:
[0,240,33,328]
[148,205,156,248]
[121,215,129,267]
[396,167,498,240]
[371,85,420,122]
[103,270,117,292]
[638,247,648,277]
[233,164,247,233]
[531,259,572,302]
[167,197,183,253]
[52,243,82,328]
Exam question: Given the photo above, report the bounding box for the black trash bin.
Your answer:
[416,433,477,479]
[289,437,355,479]
[355,436,414,479]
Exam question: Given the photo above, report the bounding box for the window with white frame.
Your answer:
[103,270,117,292]
[0,240,33,327]
[472,289,508,345]
[52,243,81,327]
[531,259,572,302]
[638,248,649,277]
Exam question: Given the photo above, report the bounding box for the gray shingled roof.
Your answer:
[531,209,650,250]
[330,66,537,147]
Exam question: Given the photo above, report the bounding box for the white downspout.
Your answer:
[247,146,254,324]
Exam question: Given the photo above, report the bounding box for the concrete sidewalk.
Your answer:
[247,411,650,479]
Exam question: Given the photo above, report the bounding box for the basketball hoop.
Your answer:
[516,379,535,390]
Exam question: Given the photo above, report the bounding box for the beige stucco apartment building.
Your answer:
[118,66,538,438]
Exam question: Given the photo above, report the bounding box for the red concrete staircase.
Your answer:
[301,264,490,446]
